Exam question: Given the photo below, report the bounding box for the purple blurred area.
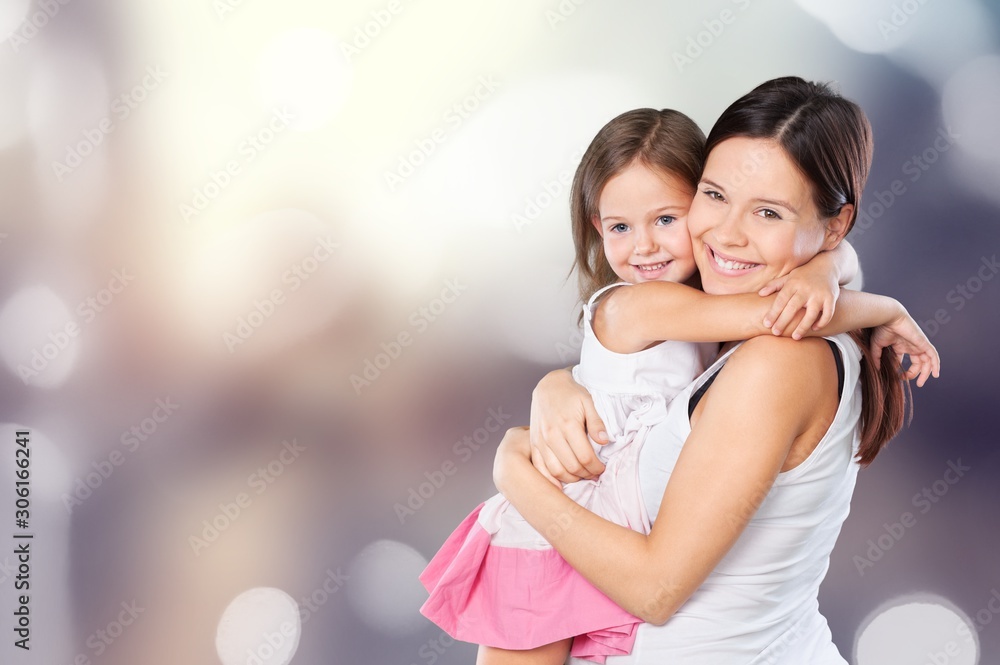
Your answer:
[0,1,997,664]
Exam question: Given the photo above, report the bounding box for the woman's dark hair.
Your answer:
[707,76,908,466]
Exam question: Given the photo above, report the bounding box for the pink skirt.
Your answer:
[419,498,642,663]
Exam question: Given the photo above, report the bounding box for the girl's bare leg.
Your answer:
[476,639,573,665]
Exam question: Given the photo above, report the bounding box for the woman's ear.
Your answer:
[822,204,853,250]
[591,215,603,237]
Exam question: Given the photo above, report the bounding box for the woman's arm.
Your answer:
[499,335,833,623]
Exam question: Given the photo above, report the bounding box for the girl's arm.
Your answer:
[530,292,939,483]
[599,282,905,350]
[499,335,833,624]
[758,239,859,334]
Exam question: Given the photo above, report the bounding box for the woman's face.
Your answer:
[688,137,847,295]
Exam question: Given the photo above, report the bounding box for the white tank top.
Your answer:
[572,333,863,664]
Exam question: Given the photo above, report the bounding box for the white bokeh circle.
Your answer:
[216,587,301,665]
[346,539,428,637]
[855,597,979,665]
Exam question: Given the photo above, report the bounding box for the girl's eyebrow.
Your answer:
[601,204,689,222]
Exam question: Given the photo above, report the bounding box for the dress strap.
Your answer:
[582,282,630,322]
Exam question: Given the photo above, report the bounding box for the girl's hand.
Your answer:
[870,313,941,387]
[759,263,840,340]
[529,368,608,483]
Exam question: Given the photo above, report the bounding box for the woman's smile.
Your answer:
[703,244,763,276]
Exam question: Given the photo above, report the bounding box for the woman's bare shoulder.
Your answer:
[723,336,837,399]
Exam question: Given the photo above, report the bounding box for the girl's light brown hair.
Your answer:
[569,108,706,317]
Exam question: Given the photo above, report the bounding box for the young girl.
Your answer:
[419,108,936,664]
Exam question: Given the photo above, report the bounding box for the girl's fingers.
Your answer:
[772,293,805,335]
[816,298,835,330]
[793,303,821,340]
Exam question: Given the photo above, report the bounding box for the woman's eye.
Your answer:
[611,223,629,233]
[655,215,675,225]
[756,208,782,220]
[703,189,724,202]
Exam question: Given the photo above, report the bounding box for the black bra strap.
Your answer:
[826,338,845,400]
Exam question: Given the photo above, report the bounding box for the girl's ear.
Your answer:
[822,204,853,250]
[591,215,603,237]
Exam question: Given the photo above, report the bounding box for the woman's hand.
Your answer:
[759,260,841,339]
[870,312,941,387]
[493,426,533,495]
[529,368,608,483]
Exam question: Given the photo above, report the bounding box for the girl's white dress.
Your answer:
[420,282,711,663]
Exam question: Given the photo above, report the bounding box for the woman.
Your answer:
[492,77,939,663]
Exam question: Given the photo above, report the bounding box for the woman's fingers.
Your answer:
[531,447,564,487]
[584,401,609,446]
[540,423,602,481]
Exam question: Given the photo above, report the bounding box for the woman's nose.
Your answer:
[713,209,746,247]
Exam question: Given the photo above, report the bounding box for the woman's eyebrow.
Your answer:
[754,197,798,214]
[700,178,725,191]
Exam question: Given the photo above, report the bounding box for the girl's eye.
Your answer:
[656,216,675,226]
[611,223,629,233]
[703,189,725,202]
[756,208,782,220]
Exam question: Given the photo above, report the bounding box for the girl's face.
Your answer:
[592,161,697,285]
[688,137,850,296]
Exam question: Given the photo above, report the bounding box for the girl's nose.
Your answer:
[633,229,656,255]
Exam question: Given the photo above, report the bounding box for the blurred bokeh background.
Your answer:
[0,0,997,663]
